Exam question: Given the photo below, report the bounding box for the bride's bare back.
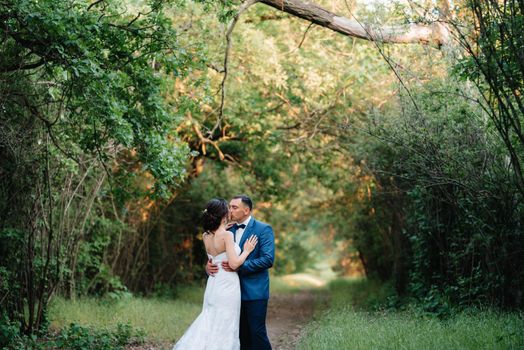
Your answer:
[203,227,258,270]
[202,230,227,257]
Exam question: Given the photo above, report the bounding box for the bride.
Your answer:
[173,198,258,350]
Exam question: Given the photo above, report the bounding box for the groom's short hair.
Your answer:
[233,194,253,211]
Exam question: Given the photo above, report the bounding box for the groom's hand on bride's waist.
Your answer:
[221,261,238,272]
[206,259,219,276]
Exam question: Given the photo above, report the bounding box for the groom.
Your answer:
[206,194,275,350]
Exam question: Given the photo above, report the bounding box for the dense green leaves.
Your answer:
[347,78,524,309]
[1,0,200,336]
[2,0,194,197]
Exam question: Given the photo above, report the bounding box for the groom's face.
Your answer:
[229,198,250,222]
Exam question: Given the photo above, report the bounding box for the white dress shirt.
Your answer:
[235,216,252,244]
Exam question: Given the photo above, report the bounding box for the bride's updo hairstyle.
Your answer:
[202,198,229,233]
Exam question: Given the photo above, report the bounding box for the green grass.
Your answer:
[48,285,205,345]
[299,307,524,349]
[298,278,524,350]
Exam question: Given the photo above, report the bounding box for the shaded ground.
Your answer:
[267,290,318,350]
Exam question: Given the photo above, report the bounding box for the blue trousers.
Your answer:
[240,299,272,350]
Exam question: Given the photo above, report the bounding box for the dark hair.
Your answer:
[233,194,253,211]
[202,198,229,233]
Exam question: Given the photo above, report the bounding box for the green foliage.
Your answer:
[1,0,201,336]
[1,316,143,350]
[50,323,144,350]
[453,0,524,196]
[272,227,311,275]
[73,217,131,297]
[0,314,25,349]
[2,0,195,198]
[0,229,25,320]
[349,77,524,308]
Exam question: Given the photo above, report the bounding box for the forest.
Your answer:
[1,0,523,348]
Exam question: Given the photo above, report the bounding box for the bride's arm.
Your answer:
[223,232,257,270]
[238,225,275,275]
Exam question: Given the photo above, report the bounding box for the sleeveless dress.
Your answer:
[172,243,242,350]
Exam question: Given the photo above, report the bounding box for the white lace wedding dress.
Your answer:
[172,243,241,350]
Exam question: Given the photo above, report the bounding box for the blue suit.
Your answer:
[232,217,275,350]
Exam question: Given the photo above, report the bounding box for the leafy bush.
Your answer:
[1,319,144,350]
[50,323,144,350]
[0,314,25,349]
[348,78,524,309]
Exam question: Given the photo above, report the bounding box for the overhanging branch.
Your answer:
[259,0,450,46]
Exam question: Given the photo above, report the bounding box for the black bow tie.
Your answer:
[232,223,246,230]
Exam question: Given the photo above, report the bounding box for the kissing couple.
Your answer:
[173,194,275,350]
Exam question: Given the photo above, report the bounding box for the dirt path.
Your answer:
[266,290,317,350]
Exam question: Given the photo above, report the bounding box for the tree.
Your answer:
[452,0,524,196]
[0,0,196,334]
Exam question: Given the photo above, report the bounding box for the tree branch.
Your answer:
[87,0,105,11]
[297,22,314,49]
[259,0,450,46]
[0,59,45,73]
[210,0,259,137]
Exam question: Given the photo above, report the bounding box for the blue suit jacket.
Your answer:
[233,217,275,301]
